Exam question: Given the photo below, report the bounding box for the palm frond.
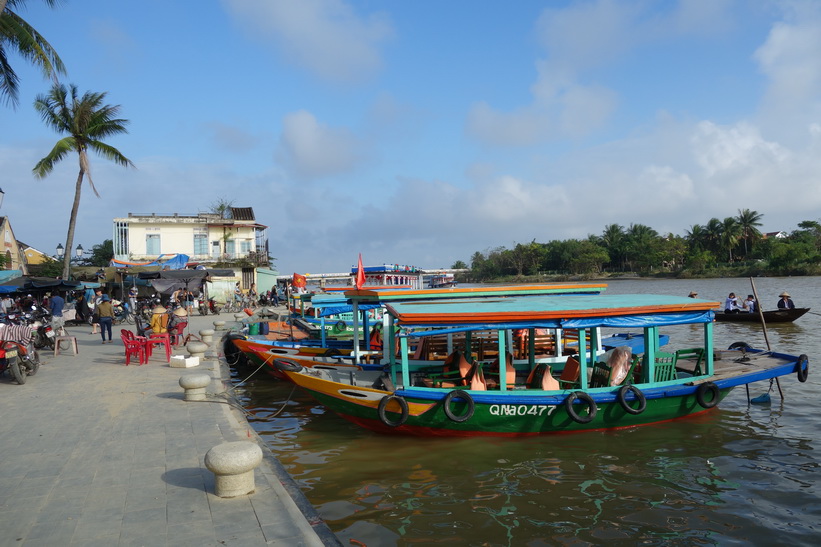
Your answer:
[32,136,74,178]
[88,140,135,169]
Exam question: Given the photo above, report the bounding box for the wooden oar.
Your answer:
[750,277,783,399]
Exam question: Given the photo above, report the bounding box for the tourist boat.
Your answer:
[271,292,809,436]
[714,307,810,323]
[428,273,457,289]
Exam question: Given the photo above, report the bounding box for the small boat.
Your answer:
[271,291,809,437]
[714,308,810,323]
[428,274,457,289]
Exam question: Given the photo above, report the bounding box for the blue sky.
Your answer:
[2,0,821,275]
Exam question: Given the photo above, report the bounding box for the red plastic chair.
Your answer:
[170,322,188,346]
[120,330,147,366]
[146,332,172,362]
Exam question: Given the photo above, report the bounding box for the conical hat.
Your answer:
[173,307,188,317]
[152,305,167,313]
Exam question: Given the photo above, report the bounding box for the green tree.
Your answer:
[0,0,66,107]
[624,223,659,272]
[88,239,113,267]
[451,260,467,269]
[735,208,763,256]
[720,217,742,262]
[32,83,134,279]
[599,223,627,271]
[508,240,544,277]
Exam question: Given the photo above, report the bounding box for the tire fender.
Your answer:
[442,390,475,423]
[377,395,409,427]
[728,341,752,351]
[565,391,597,424]
[796,354,809,383]
[616,384,646,415]
[274,358,303,373]
[695,382,720,408]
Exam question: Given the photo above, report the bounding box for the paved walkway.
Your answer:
[0,309,339,546]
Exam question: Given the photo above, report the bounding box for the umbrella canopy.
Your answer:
[0,276,82,294]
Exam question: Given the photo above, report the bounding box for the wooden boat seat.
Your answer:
[589,362,612,388]
[653,352,678,382]
[675,348,705,376]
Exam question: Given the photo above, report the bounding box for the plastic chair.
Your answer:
[427,351,475,388]
[146,332,172,362]
[170,322,188,346]
[120,330,147,366]
[557,356,581,389]
[653,352,678,382]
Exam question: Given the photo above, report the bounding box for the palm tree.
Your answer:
[600,223,626,271]
[32,83,134,279]
[735,208,763,256]
[1,0,66,107]
[720,217,742,262]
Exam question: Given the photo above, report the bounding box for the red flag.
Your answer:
[292,273,307,288]
[355,254,365,290]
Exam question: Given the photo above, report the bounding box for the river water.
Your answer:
[230,277,820,546]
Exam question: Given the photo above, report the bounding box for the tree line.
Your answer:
[459,209,821,280]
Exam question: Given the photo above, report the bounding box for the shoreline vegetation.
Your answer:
[456,210,821,283]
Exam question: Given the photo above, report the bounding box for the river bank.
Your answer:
[0,312,339,546]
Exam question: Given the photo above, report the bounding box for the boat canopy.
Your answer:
[309,294,382,317]
[387,294,719,336]
[345,282,608,304]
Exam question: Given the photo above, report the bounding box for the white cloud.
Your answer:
[691,121,790,178]
[275,110,365,181]
[466,0,733,147]
[221,0,393,83]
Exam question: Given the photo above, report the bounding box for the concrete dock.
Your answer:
[0,310,340,546]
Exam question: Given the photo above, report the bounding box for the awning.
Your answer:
[0,276,82,294]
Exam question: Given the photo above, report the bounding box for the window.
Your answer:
[225,239,235,258]
[193,233,208,255]
[240,240,251,255]
[211,241,220,258]
[146,234,160,255]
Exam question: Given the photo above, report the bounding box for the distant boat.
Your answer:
[714,307,810,323]
[428,274,457,288]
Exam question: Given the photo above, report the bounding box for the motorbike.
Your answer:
[0,336,41,385]
[198,296,219,315]
[29,309,56,350]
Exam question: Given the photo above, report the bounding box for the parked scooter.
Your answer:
[30,309,56,350]
[0,328,41,385]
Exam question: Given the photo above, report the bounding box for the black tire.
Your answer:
[125,314,135,325]
[9,356,26,385]
[274,358,303,372]
[324,348,342,357]
[565,391,597,424]
[617,384,646,415]
[796,354,809,383]
[728,341,752,351]
[695,382,720,408]
[46,336,55,351]
[442,390,475,423]
[377,395,409,427]
[25,350,40,376]
[58,337,73,351]
[32,331,46,349]
[335,320,347,332]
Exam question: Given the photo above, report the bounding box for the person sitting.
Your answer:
[743,295,757,313]
[147,305,169,335]
[607,346,633,386]
[724,293,741,314]
[777,291,795,309]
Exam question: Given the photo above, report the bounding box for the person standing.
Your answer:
[777,292,796,309]
[90,289,103,335]
[96,294,115,343]
[248,283,258,307]
[49,291,65,333]
[128,285,138,315]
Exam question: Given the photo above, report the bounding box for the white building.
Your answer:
[112,207,269,289]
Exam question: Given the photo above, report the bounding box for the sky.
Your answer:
[2,0,821,275]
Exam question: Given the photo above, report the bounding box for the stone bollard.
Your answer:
[187,341,209,360]
[199,329,215,345]
[234,313,245,322]
[205,441,263,498]
[213,320,226,331]
[179,373,210,401]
